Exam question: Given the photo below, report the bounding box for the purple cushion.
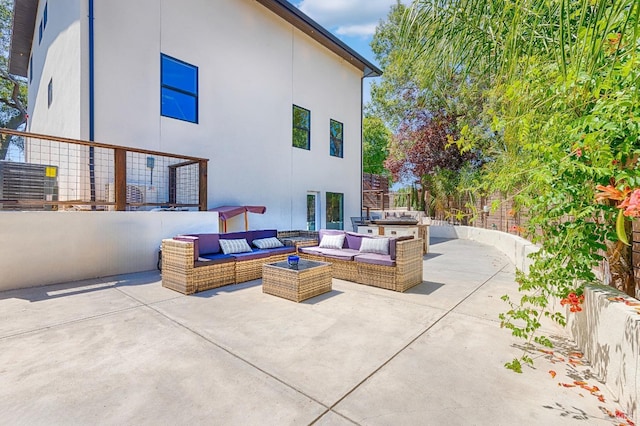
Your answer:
[231,246,295,261]
[220,231,252,241]
[251,229,277,242]
[345,232,373,250]
[195,252,235,267]
[354,253,396,267]
[197,234,221,255]
[299,246,356,260]
[318,229,347,248]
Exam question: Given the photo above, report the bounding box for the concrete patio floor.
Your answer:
[0,238,628,425]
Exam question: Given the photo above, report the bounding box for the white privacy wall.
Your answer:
[92,0,364,231]
[0,211,219,291]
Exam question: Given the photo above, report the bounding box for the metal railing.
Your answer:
[0,129,208,211]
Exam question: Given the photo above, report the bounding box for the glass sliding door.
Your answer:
[326,192,344,230]
[307,192,319,231]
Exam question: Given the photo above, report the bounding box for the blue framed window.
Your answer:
[38,21,43,44]
[293,105,310,150]
[330,119,343,158]
[161,54,198,123]
[43,3,48,29]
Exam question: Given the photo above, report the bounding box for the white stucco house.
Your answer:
[9,0,381,231]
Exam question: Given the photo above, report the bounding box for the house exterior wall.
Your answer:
[86,0,363,231]
[24,0,364,231]
[27,0,87,139]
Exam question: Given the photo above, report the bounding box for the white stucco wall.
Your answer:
[0,211,219,291]
[90,0,364,231]
[27,0,86,139]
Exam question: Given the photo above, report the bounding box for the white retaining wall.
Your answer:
[0,211,219,291]
[432,225,638,422]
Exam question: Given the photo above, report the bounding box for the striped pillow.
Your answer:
[319,234,345,249]
[219,238,253,254]
[359,237,389,255]
[253,237,284,249]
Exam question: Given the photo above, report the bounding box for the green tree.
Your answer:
[0,0,27,160]
[399,0,640,372]
[362,116,390,175]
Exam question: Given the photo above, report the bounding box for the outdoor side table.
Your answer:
[262,259,332,302]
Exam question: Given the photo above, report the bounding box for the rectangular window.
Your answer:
[161,54,198,123]
[38,21,43,44]
[29,56,33,83]
[43,3,48,29]
[330,119,343,158]
[47,78,52,107]
[307,193,318,231]
[326,192,344,230]
[292,105,310,150]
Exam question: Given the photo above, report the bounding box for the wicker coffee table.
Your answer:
[262,259,332,302]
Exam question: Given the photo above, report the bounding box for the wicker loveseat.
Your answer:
[297,229,424,292]
[161,229,296,295]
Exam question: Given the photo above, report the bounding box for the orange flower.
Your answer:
[548,370,556,378]
[595,184,629,202]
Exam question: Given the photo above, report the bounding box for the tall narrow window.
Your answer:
[38,21,43,44]
[326,192,344,230]
[29,56,33,83]
[47,78,53,107]
[161,54,198,123]
[307,193,318,231]
[330,119,343,158]
[292,105,310,150]
[43,3,48,29]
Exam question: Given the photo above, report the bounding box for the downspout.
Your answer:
[360,74,364,223]
[88,0,96,209]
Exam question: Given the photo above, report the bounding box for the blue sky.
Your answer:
[289,0,405,104]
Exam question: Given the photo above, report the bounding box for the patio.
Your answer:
[0,238,626,425]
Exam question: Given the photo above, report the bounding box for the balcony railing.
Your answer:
[0,129,208,211]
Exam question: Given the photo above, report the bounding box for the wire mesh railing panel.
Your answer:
[0,129,207,211]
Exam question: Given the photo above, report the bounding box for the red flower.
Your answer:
[561,292,584,313]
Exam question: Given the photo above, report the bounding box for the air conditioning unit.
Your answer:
[0,161,59,210]
[105,183,147,211]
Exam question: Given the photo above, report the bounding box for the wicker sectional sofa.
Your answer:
[297,229,424,292]
[161,229,296,295]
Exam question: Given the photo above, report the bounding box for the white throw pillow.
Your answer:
[318,234,345,249]
[359,237,389,255]
[253,237,284,249]
[219,238,253,254]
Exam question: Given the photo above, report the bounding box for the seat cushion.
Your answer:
[231,246,295,261]
[354,253,396,267]
[195,252,235,266]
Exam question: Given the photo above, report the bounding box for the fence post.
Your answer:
[114,148,126,211]
[199,160,208,211]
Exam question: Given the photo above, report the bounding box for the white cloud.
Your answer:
[296,0,401,38]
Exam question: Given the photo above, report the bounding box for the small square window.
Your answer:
[330,119,343,158]
[293,105,310,150]
[161,54,198,123]
[47,78,53,107]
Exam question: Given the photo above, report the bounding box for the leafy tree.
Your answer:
[399,0,640,372]
[362,115,390,175]
[0,0,27,160]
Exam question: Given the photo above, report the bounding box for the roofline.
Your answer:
[8,0,383,79]
[255,0,382,78]
[9,0,38,77]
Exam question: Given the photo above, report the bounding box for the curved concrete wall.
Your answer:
[432,225,638,422]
